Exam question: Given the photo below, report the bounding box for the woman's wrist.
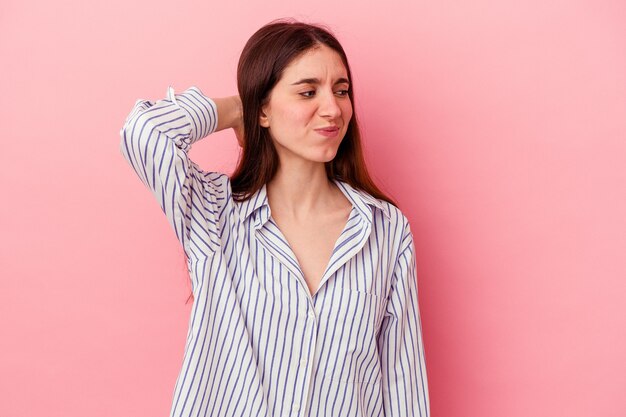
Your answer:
[230,95,243,131]
[213,95,243,132]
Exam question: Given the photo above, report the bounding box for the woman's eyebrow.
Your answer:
[290,77,350,86]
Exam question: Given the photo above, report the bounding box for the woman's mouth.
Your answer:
[314,126,340,137]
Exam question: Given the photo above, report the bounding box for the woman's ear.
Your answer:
[259,104,270,128]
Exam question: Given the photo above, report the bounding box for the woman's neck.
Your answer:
[266,164,340,221]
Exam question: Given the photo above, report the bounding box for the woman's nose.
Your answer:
[318,91,342,118]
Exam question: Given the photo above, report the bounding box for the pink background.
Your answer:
[1,1,625,416]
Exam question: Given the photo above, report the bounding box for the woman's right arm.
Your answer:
[119,85,241,259]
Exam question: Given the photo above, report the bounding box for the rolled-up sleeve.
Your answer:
[119,86,223,259]
[378,224,430,416]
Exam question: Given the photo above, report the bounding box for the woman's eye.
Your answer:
[299,89,350,98]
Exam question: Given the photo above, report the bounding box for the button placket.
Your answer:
[292,307,317,416]
[300,308,316,365]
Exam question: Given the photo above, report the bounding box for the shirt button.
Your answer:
[300,358,307,366]
[293,403,300,411]
[308,311,315,319]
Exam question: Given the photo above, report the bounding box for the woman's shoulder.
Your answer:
[377,198,411,237]
[342,181,410,233]
[379,198,407,223]
[201,170,230,187]
[192,169,232,203]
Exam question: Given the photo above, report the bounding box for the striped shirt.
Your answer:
[119,85,430,417]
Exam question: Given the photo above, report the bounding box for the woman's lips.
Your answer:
[315,126,340,137]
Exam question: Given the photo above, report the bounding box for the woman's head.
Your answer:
[258,42,353,166]
[230,18,397,209]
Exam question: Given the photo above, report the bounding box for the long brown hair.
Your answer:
[231,18,397,206]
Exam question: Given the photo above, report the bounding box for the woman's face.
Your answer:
[259,43,353,165]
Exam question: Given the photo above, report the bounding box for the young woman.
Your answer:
[120,18,430,417]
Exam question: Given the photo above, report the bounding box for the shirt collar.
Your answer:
[240,178,391,226]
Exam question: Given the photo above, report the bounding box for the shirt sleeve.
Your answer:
[119,85,224,258]
[377,223,431,416]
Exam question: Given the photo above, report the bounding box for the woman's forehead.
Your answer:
[281,45,348,83]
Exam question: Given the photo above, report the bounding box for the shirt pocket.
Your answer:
[318,287,383,385]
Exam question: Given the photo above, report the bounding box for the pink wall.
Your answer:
[1,1,624,416]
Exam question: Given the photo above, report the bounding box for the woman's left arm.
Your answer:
[377,222,431,416]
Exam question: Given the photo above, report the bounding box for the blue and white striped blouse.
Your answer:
[119,86,430,417]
